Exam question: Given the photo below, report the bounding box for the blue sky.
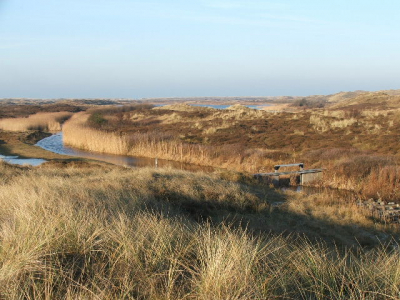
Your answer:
[0,0,399,98]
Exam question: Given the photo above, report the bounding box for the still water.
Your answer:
[154,104,270,110]
[190,104,270,110]
[0,154,47,166]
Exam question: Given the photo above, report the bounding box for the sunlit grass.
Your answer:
[63,105,400,202]
[0,162,399,299]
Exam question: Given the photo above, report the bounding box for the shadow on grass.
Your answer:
[143,180,398,249]
[0,137,13,156]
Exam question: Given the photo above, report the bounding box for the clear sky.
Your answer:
[1,0,399,98]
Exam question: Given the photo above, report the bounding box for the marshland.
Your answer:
[0,91,399,299]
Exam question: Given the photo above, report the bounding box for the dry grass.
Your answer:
[0,112,73,132]
[331,91,400,110]
[61,105,400,203]
[261,103,292,112]
[305,150,400,201]
[0,162,399,299]
[63,112,282,173]
[310,108,400,135]
[310,114,359,132]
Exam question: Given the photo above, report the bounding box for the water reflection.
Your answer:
[36,133,214,172]
[0,155,47,166]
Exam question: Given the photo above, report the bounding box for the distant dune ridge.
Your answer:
[331,91,400,110]
[1,88,400,106]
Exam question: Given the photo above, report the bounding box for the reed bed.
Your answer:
[63,111,400,202]
[305,150,400,201]
[63,112,281,173]
[0,111,73,132]
[321,164,400,201]
[0,162,398,299]
[63,113,129,154]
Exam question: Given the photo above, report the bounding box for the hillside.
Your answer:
[331,91,400,110]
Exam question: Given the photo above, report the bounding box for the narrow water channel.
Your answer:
[36,133,214,172]
[1,132,357,201]
[0,154,47,166]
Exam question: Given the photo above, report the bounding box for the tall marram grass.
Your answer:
[0,111,73,132]
[0,161,399,299]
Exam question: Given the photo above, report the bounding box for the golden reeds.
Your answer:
[62,112,280,173]
[63,113,129,153]
[62,111,400,202]
[0,111,73,132]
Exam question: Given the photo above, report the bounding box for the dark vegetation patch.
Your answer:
[88,112,108,128]
[0,103,84,119]
[22,131,52,144]
[87,104,155,130]
[291,98,327,108]
[90,104,154,115]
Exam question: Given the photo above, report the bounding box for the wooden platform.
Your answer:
[254,163,324,186]
[254,169,324,177]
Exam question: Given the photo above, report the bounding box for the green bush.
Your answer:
[88,112,108,127]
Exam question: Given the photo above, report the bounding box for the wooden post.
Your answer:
[155,158,158,168]
[272,175,280,187]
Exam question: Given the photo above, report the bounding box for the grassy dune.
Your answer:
[63,103,400,202]
[0,161,399,299]
[331,92,400,110]
[0,111,73,132]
